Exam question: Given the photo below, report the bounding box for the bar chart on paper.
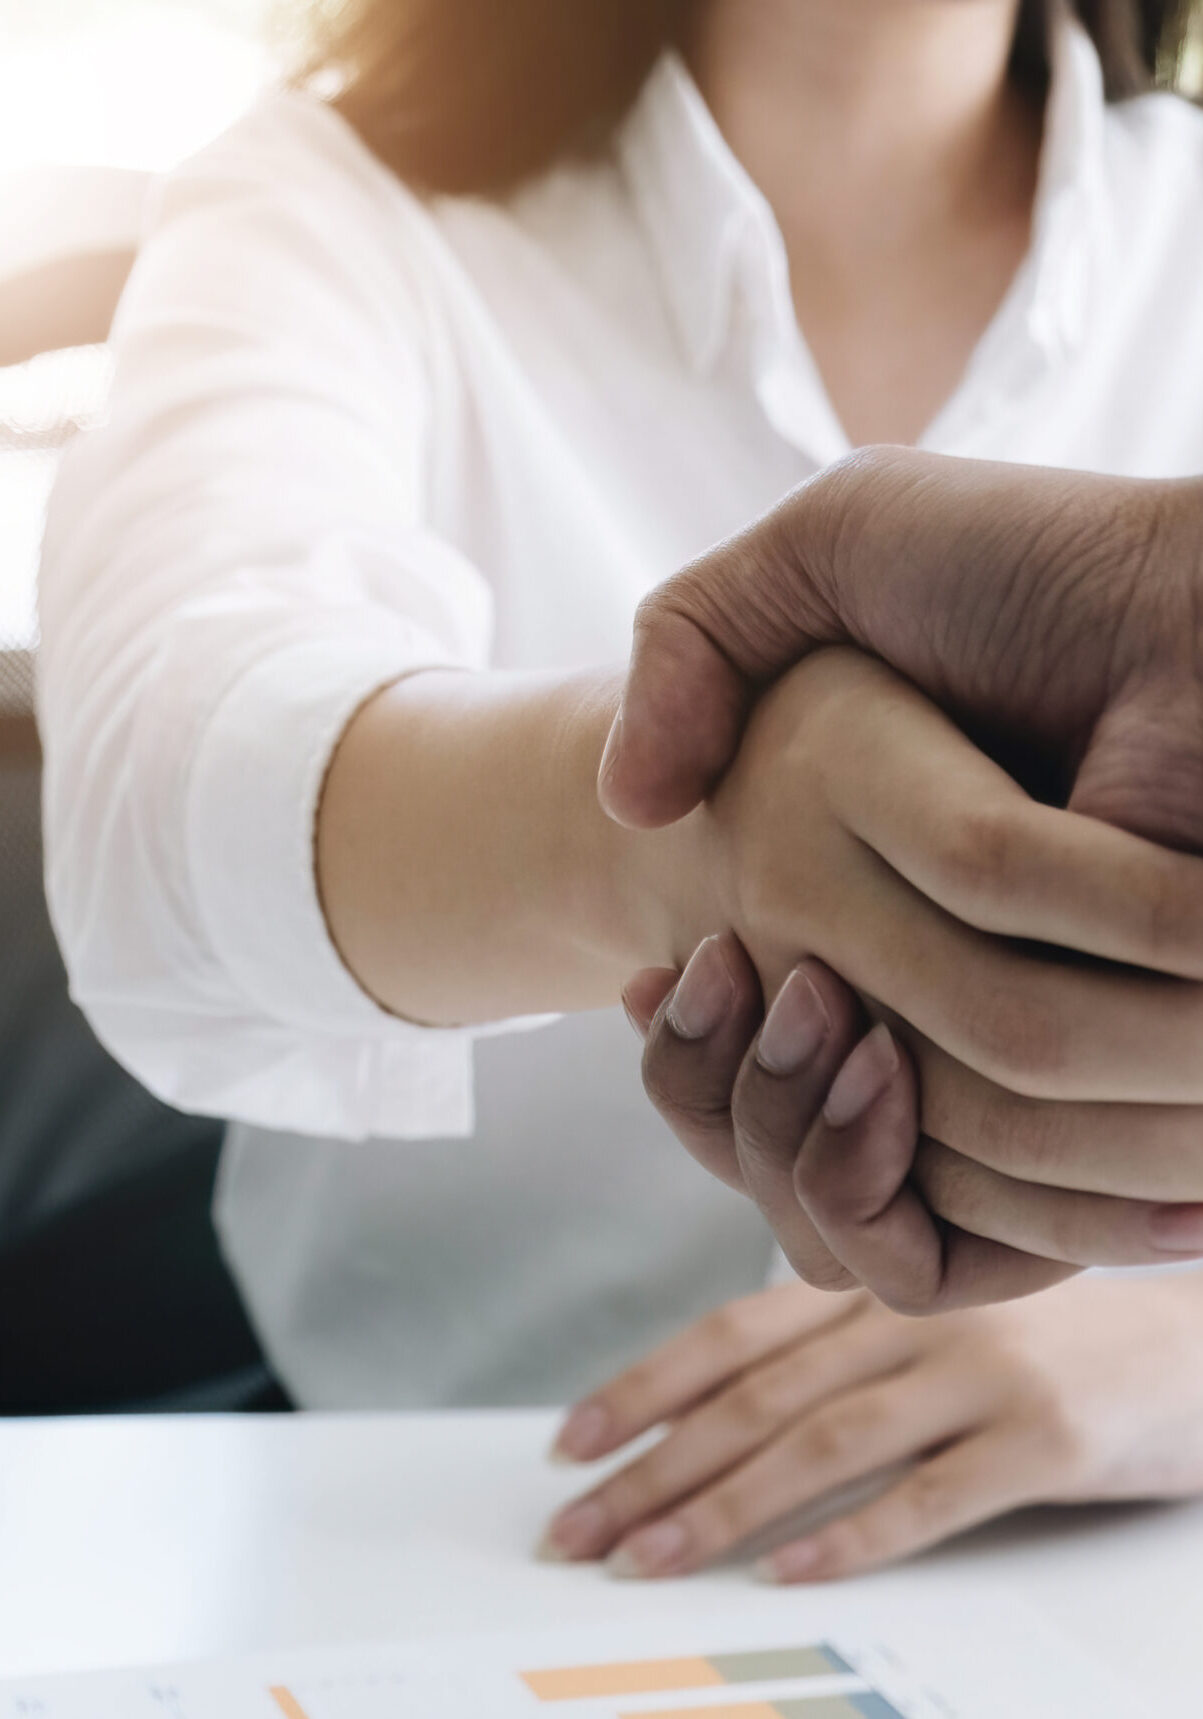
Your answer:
[256,1640,900,1719]
[514,1641,899,1717]
[0,1592,1134,1719]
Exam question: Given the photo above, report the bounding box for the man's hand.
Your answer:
[626,941,1203,1312]
[602,451,1203,1305]
[600,448,1203,852]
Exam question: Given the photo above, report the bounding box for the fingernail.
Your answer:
[598,709,622,785]
[1148,1203,1203,1254]
[540,1499,608,1561]
[667,937,734,1040]
[621,993,647,1040]
[551,1401,611,1463]
[608,1519,690,1579]
[757,1539,823,1583]
[757,966,830,1075]
[823,1024,899,1129]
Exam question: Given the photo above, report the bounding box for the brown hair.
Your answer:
[305,0,1200,196]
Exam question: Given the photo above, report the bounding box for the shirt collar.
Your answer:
[1024,11,1110,359]
[616,49,782,374]
[618,13,1112,379]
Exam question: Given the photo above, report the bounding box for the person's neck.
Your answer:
[685,0,1043,446]
[688,0,1037,257]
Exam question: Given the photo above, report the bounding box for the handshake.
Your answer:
[601,447,1203,1312]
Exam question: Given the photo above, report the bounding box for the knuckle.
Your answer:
[897,1462,961,1532]
[817,445,908,521]
[855,1457,974,1554]
[864,1257,945,1318]
[631,577,689,639]
[969,1089,1072,1180]
[789,1244,860,1295]
[649,524,798,682]
[700,1298,761,1362]
[603,1362,658,1425]
[807,446,921,589]
[722,1371,787,1437]
[1039,1192,1092,1264]
[793,1149,876,1223]
[957,982,1067,1094]
[733,1103,794,1170]
[690,1479,756,1546]
[935,804,1020,906]
[965,1315,1091,1475]
[801,1171,899,1230]
[603,1456,667,1524]
[641,1049,731,1132]
[1011,1371,1091,1473]
[730,859,796,952]
[793,1406,861,1472]
[1035,1396,1093,1474]
[1135,853,1195,968]
[913,1139,986,1228]
[874,1280,941,1318]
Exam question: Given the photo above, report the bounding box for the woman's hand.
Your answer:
[699,647,1203,1100]
[644,648,1203,1306]
[540,1275,1203,1582]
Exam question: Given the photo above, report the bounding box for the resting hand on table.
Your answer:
[542,1275,1203,1582]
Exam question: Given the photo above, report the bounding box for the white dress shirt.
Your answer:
[38,22,1203,1405]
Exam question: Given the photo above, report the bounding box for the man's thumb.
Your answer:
[598,601,750,827]
[1069,683,1203,853]
[598,507,841,829]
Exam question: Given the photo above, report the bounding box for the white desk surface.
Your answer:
[1,1410,1199,1702]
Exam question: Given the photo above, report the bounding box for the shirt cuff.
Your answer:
[185,630,475,1136]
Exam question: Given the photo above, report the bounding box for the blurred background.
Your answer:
[1,0,276,656]
[0,0,285,1419]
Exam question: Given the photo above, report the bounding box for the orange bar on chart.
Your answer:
[521,1657,725,1700]
[268,1689,312,1719]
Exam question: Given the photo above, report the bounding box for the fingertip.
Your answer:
[755,965,831,1077]
[622,968,679,1038]
[551,1401,613,1464]
[662,933,758,1045]
[598,756,706,830]
[597,709,666,829]
[755,1538,827,1585]
[822,1024,905,1130]
[665,936,736,1041]
[787,1254,861,1296]
[792,1028,934,1311]
[597,708,711,830]
[792,956,865,1043]
[600,604,751,827]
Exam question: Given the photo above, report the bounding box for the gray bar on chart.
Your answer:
[708,1646,854,1683]
[849,1696,908,1719]
[774,1696,905,1719]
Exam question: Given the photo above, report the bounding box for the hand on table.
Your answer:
[541,1275,1203,1582]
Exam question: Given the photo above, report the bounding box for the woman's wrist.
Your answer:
[556,671,731,977]
[316,663,730,1025]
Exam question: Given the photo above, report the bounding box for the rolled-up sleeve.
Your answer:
[38,98,494,1140]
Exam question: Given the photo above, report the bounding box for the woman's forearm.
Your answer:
[316,667,720,1025]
